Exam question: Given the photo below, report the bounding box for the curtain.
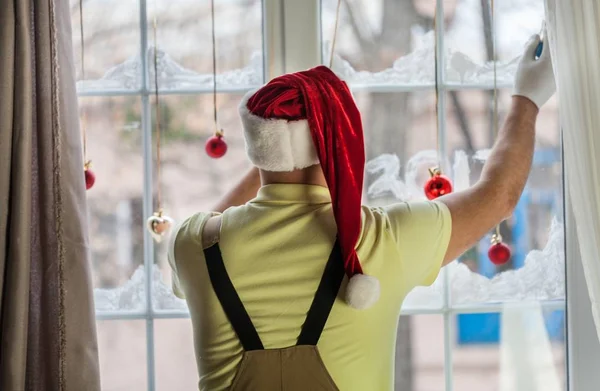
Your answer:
[499,302,561,391]
[0,0,100,390]
[544,0,600,340]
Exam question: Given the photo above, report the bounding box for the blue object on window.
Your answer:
[535,41,543,59]
[457,310,565,345]
[535,21,545,60]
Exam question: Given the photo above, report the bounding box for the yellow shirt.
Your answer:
[168,184,452,391]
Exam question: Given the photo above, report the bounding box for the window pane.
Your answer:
[403,315,446,391]
[149,0,263,91]
[83,97,146,312]
[453,307,566,390]
[71,0,141,91]
[321,0,435,86]
[97,320,147,391]
[151,93,251,310]
[155,319,197,390]
[445,89,563,305]
[445,0,544,87]
[353,90,447,310]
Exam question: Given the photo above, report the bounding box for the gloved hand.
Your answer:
[512,32,556,109]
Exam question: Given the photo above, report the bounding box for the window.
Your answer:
[73,1,596,390]
[75,0,263,388]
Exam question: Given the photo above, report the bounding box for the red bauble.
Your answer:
[205,133,227,158]
[488,239,511,265]
[424,167,453,200]
[84,161,96,190]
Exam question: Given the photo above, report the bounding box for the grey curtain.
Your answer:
[0,0,100,390]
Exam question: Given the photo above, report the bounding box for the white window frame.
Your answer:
[86,0,600,390]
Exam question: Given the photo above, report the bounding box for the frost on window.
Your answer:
[368,152,565,307]
[94,264,187,312]
[77,47,263,92]
[327,30,520,87]
[403,218,565,309]
[326,31,435,86]
[366,150,460,202]
[450,218,564,304]
[366,154,411,201]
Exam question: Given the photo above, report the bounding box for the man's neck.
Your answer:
[259,165,328,188]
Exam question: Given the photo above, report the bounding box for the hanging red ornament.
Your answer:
[84,160,95,190]
[488,233,511,265]
[424,167,453,200]
[205,130,227,158]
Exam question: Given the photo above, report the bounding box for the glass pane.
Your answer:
[155,319,198,390]
[71,0,141,91]
[445,89,564,305]
[453,307,566,390]
[401,315,446,391]
[151,93,251,310]
[354,90,446,310]
[149,0,263,91]
[83,97,146,312]
[97,320,147,391]
[445,0,545,87]
[320,0,436,86]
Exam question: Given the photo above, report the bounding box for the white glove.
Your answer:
[512,32,556,109]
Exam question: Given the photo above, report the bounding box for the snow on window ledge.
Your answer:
[77,47,263,92]
[94,264,187,312]
[326,31,520,87]
[369,150,567,307]
[402,217,564,309]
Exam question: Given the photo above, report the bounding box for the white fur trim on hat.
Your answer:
[345,274,380,310]
[239,89,320,172]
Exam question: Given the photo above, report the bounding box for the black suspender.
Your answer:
[297,241,344,345]
[204,244,264,351]
[203,240,345,351]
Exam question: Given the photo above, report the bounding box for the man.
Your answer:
[168,33,555,390]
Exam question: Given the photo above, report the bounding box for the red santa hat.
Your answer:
[238,66,380,310]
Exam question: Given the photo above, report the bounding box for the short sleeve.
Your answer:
[382,200,452,288]
[167,212,220,300]
[167,221,186,299]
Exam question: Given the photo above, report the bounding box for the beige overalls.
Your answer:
[204,240,344,390]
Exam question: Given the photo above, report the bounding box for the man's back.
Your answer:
[169,184,451,390]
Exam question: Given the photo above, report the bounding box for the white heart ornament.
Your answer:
[146,212,174,243]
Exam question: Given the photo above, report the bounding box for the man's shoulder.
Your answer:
[170,212,219,255]
[358,201,441,242]
[359,203,406,227]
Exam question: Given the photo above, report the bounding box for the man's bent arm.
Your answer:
[439,97,537,263]
[437,32,556,265]
[212,167,261,213]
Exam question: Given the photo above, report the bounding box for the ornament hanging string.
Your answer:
[204,0,228,158]
[79,0,96,190]
[79,0,87,162]
[486,0,511,266]
[152,12,164,210]
[491,0,501,238]
[433,12,441,165]
[423,7,453,200]
[146,3,174,243]
[329,0,342,68]
[210,0,219,133]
